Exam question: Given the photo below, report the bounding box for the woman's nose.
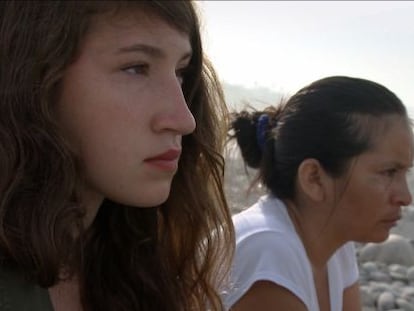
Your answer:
[394,177,412,206]
[151,79,196,135]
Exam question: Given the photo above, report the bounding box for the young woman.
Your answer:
[223,76,413,311]
[0,1,233,310]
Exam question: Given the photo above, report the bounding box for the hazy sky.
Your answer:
[198,1,414,115]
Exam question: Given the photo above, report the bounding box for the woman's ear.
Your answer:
[297,158,330,202]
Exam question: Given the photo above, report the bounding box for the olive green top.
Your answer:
[0,265,53,311]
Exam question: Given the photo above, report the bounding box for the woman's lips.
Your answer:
[144,149,181,171]
[381,215,401,227]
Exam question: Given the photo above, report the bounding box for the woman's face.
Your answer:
[56,11,196,213]
[332,116,413,243]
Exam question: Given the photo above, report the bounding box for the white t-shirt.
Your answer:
[222,195,359,311]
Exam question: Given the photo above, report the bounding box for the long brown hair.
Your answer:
[0,1,234,310]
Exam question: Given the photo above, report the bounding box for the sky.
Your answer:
[198,1,414,116]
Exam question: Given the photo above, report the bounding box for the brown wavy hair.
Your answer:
[0,1,234,310]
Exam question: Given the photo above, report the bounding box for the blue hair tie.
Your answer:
[256,114,269,151]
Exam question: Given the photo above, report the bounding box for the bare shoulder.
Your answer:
[230,280,308,311]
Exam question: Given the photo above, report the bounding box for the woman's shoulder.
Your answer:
[0,263,53,311]
[232,195,293,239]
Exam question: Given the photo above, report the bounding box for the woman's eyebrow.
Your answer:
[117,43,192,62]
[117,43,164,58]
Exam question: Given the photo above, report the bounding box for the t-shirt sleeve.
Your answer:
[222,230,313,310]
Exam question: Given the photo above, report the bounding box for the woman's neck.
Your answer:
[284,199,344,269]
[48,277,82,311]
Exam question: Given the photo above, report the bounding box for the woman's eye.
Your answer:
[383,168,398,177]
[123,64,149,75]
[176,67,188,86]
